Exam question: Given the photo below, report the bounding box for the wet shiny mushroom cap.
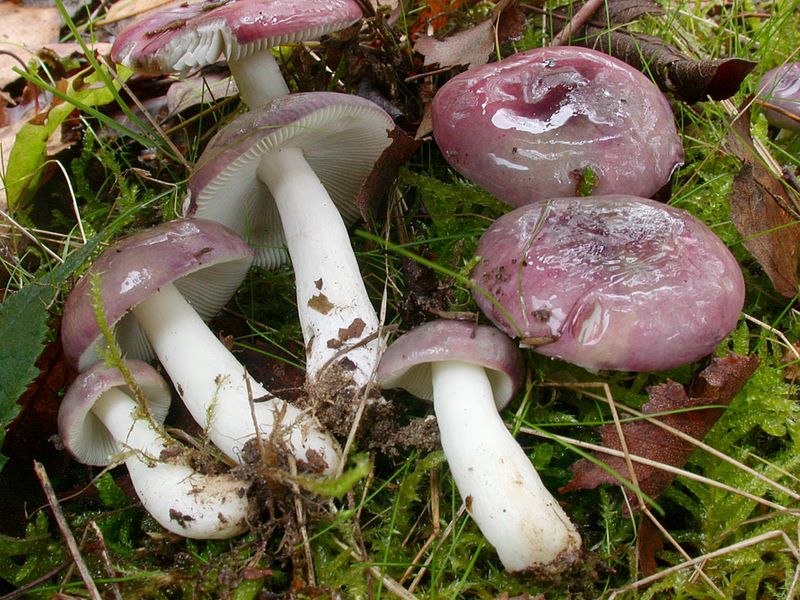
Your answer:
[376,320,525,410]
[757,63,800,131]
[61,218,254,370]
[110,0,362,74]
[470,195,745,372]
[432,46,684,207]
[58,360,171,466]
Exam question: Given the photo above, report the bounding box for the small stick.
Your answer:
[87,521,122,600]
[287,456,316,587]
[608,529,800,597]
[550,0,605,46]
[33,461,102,600]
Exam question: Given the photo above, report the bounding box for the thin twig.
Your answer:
[522,427,796,514]
[331,536,420,600]
[33,461,102,600]
[287,455,316,587]
[640,506,723,595]
[0,208,64,263]
[743,312,800,360]
[607,529,800,598]
[550,0,605,46]
[548,382,800,502]
[86,521,122,600]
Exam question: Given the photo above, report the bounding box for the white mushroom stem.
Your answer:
[431,360,581,573]
[227,51,290,107]
[131,282,341,471]
[91,386,250,539]
[256,146,382,391]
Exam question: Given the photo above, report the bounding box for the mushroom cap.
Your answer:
[58,360,171,466]
[61,218,254,371]
[110,0,363,74]
[431,46,684,207]
[376,320,525,411]
[757,63,800,131]
[471,195,745,372]
[183,91,395,268]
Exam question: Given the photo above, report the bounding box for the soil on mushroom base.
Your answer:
[302,363,440,457]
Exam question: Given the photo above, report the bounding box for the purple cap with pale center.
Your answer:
[470,195,745,372]
[432,46,684,206]
[111,0,363,74]
[183,91,394,268]
[61,218,254,371]
[757,63,800,131]
[376,320,525,410]
[58,360,171,466]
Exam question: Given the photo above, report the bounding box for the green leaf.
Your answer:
[5,63,127,212]
[0,235,102,469]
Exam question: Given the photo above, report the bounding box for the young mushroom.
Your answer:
[470,195,745,371]
[59,360,250,539]
[756,62,800,131]
[432,46,684,206]
[61,218,340,471]
[184,92,395,396]
[110,0,363,107]
[376,320,582,574]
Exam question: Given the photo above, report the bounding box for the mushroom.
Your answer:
[470,195,745,371]
[376,320,582,574]
[184,92,395,395]
[110,0,363,107]
[61,218,340,471]
[59,360,250,538]
[756,62,800,131]
[431,46,684,206]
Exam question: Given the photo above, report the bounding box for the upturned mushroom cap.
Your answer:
[58,360,171,466]
[432,46,684,207]
[376,320,525,410]
[757,63,800,131]
[471,195,745,372]
[61,218,253,370]
[110,0,362,74]
[183,91,395,268]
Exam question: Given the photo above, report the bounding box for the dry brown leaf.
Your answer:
[414,19,495,70]
[560,354,760,511]
[356,125,420,222]
[0,1,61,89]
[726,102,800,298]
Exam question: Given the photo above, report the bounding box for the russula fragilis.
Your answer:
[110,0,363,107]
[377,320,582,574]
[61,218,340,471]
[59,360,250,538]
[470,195,745,371]
[184,92,394,395]
[432,46,684,206]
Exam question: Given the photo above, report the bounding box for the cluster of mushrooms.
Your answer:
[56,0,770,577]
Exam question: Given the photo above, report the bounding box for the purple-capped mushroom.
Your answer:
[59,360,250,538]
[470,195,745,372]
[110,0,363,107]
[61,218,340,471]
[184,92,394,394]
[431,46,684,206]
[756,63,800,131]
[377,320,581,574]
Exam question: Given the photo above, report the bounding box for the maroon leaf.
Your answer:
[560,354,760,510]
[356,125,420,222]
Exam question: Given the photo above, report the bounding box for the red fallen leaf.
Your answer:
[636,516,664,576]
[726,101,800,298]
[559,354,760,510]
